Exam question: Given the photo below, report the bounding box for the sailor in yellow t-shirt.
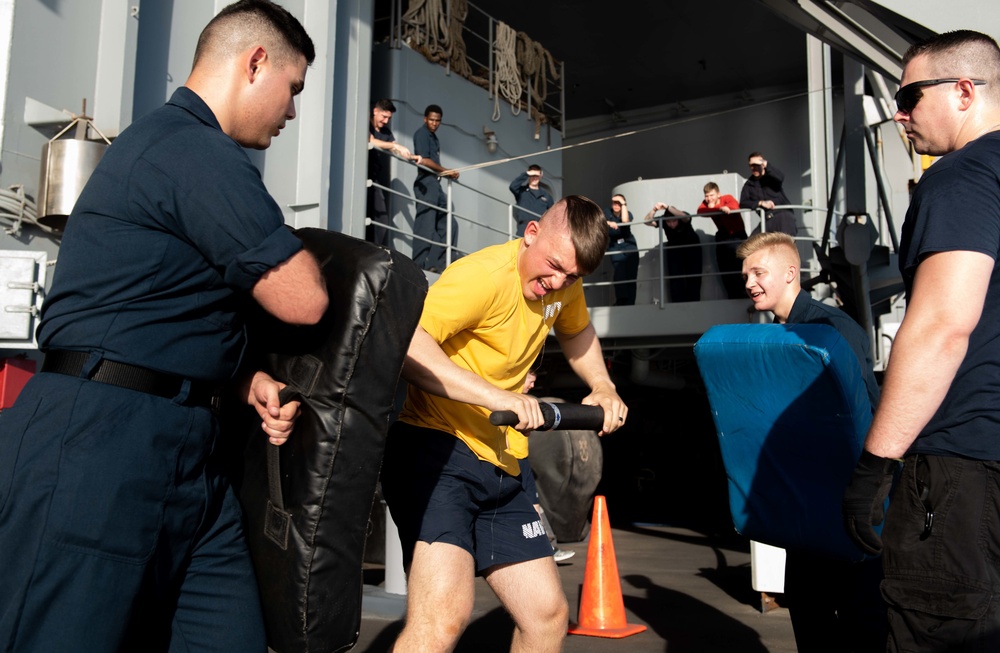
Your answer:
[382,195,628,652]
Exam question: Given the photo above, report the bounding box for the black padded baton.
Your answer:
[489,402,606,431]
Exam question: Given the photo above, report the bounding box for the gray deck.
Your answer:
[353,524,797,652]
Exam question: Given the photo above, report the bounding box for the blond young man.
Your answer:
[739,232,884,652]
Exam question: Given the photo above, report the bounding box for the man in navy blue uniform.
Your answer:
[412,104,459,272]
[0,1,328,650]
[844,30,1000,651]
[509,164,554,237]
[367,98,417,247]
[740,232,886,653]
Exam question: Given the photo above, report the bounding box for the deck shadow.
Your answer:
[624,574,770,653]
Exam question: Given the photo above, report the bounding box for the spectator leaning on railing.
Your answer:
[739,152,797,236]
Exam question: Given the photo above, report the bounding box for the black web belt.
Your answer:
[41,349,222,409]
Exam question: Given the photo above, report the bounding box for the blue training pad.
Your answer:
[694,323,875,561]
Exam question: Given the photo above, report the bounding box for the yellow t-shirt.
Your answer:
[398,238,591,475]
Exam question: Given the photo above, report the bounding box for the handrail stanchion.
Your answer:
[384,502,406,595]
[445,177,454,267]
[657,219,666,309]
[508,204,515,240]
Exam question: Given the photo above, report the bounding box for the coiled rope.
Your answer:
[0,185,58,238]
[446,0,471,78]
[402,0,471,78]
[516,30,560,135]
[492,21,521,121]
[401,0,451,63]
[402,0,561,128]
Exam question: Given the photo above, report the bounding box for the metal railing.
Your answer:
[594,208,832,308]
[367,147,835,307]
[368,148,531,266]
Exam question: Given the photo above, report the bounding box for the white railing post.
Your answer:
[657,221,666,308]
[384,502,407,595]
[445,178,454,267]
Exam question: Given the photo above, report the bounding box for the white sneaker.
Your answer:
[553,548,576,563]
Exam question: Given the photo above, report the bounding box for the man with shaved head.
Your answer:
[0,1,326,650]
[383,196,627,652]
[843,30,1000,650]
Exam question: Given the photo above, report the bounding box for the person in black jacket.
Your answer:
[739,152,797,236]
[645,202,702,302]
[605,194,639,305]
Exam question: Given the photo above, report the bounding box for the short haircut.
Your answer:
[737,231,799,264]
[903,30,1000,104]
[549,195,608,275]
[704,182,720,193]
[374,98,397,113]
[528,164,542,172]
[194,0,315,69]
[424,104,443,117]
[612,194,627,203]
[748,151,763,160]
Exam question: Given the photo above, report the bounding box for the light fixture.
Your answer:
[483,127,498,154]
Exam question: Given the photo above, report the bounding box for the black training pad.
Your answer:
[234,229,426,653]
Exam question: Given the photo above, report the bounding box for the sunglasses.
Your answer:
[894,78,987,114]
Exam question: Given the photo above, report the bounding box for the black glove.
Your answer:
[843,450,899,555]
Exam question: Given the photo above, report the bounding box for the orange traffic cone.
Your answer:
[567,495,647,638]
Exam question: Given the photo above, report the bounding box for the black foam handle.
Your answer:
[488,402,606,431]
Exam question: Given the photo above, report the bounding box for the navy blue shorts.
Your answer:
[381,422,553,575]
[519,456,539,504]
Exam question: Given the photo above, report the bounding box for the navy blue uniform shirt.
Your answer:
[899,131,1000,459]
[509,171,554,236]
[605,208,635,243]
[39,86,302,382]
[368,122,394,185]
[413,123,440,182]
[784,289,880,410]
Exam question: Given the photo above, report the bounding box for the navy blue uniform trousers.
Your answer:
[413,176,456,271]
[607,238,639,306]
[0,374,264,652]
[881,454,1000,653]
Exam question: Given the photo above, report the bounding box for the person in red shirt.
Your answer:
[697,182,747,299]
